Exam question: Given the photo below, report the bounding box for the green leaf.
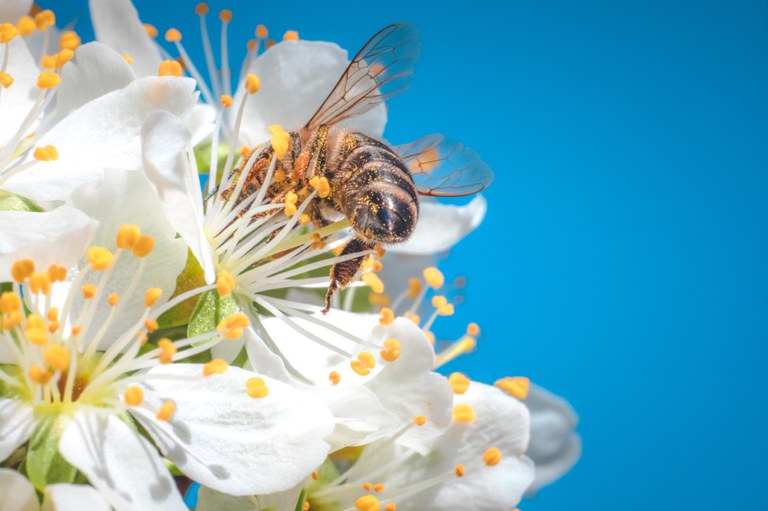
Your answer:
[158,249,208,329]
[26,414,77,487]
[0,190,42,212]
[187,289,239,341]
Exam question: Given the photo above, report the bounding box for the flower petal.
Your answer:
[0,468,38,511]
[4,76,199,202]
[0,399,35,463]
[235,40,386,145]
[0,206,98,282]
[57,42,137,121]
[525,384,581,492]
[89,0,162,78]
[188,103,217,147]
[43,484,111,511]
[133,364,334,496]
[197,484,303,511]
[0,0,31,23]
[59,409,186,511]
[0,37,38,145]
[141,110,215,282]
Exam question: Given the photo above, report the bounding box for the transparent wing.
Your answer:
[395,134,494,197]
[305,22,420,129]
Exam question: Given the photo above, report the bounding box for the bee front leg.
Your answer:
[323,238,375,314]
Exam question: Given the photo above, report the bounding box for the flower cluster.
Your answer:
[0,1,580,510]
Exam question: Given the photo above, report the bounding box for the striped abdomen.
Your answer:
[335,133,419,244]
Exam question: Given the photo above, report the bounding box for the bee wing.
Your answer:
[394,134,494,197]
[305,22,420,130]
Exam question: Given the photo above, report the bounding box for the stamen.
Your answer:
[350,351,375,376]
[329,370,340,385]
[59,31,81,50]
[220,94,233,108]
[145,288,162,307]
[374,484,384,493]
[16,16,35,36]
[256,24,268,38]
[494,376,530,399]
[354,495,380,511]
[380,339,401,362]
[34,10,56,31]
[0,292,22,313]
[423,267,444,289]
[448,372,470,394]
[117,224,141,249]
[29,365,51,384]
[362,273,384,294]
[216,312,250,339]
[28,272,51,295]
[203,358,228,376]
[244,72,261,94]
[482,447,502,466]
[158,60,183,77]
[87,247,114,270]
[269,124,289,159]
[81,284,97,299]
[36,71,60,89]
[0,23,19,43]
[454,465,465,477]
[217,270,235,296]
[362,483,372,491]
[452,403,476,423]
[144,24,158,38]
[157,339,177,364]
[11,259,34,283]
[195,3,209,15]
[165,28,182,42]
[156,401,176,421]
[132,235,155,258]
[0,72,14,88]
[309,176,331,198]
[124,386,144,406]
[245,377,269,398]
[283,30,299,42]
[44,345,69,371]
[33,145,58,161]
[414,415,427,426]
[466,322,480,336]
[379,308,394,326]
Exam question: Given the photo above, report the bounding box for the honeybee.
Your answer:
[227,22,493,313]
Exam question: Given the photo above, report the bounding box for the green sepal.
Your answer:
[25,414,77,487]
[158,249,208,329]
[187,289,239,342]
[195,142,230,179]
[0,190,42,212]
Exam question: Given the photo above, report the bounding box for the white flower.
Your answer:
[0,1,32,24]
[0,468,109,511]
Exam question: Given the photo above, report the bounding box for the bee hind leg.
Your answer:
[323,238,375,314]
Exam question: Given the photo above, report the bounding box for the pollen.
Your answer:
[47,264,67,282]
[217,271,235,296]
[37,71,60,89]
[87,247,114,270]
[0,292,22,314]
[379,307,394,326]
[0,23,19,43]
[156,400,176,421]
[284,202,297,216]
[455,464,465,477]
[380,338,401,362]
[369,293,390,307]
[385,504,396,511]
[144,24,158,38]
[11,259,34,283]
[44,345,70,371]
[246,377,269,398]
[299,213,310,225]
[452,403,477,423]
[269,125,290,159]
[165,28,182,42]
[256,24,268,38]
[16,16,35,36]
[157,339,177,364]
[414,415,427,426]
[26,328,48,346]
[59,31,81,51]
[283,30,299,42]
[144,319,159,332]
[449,372,471,394]
[239,146,252,159]
[33,145,59,161]
[29,365,51,385]
[29,272,51,294]
[431,295,447,308]
[362,273,384,294]
[203,358,228,376]
[158,60,183,77]
[244,73,261,95]
[423,267,444,289]
[216,313,250,339]
[195,2,209,15]
[124,386,144,407]
[309,176,331,198]
[132,235,155,258]
[466,322,480,336]
[219,9,233,23]
[0,72,13,89]
[354,495,380,511]
[483,447,502,466]
[329,370,340,385]
[81,284,97,299]
[34,10,55,31]
[123,54,133,65]
[494,376,530,399]
[71,326,82,336]
[311,471,319,480]
[144,288,162,307]
[41,55,57,69]
[374,484,385,493]
[351,353,374,376]
[220,94,233,108]
[362,482,372,491]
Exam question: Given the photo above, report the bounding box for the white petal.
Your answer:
[43,484,110,511]
[0,37,38,145]
[89,0,162,78]
[525,384,581,492]
[235,40,386,145]
[134,364,334,496]
[141,110,215,282]
[188,103,217,147]
[0,206,98,282]
[197,485,303,511]
[0,0,31,23]
[59,410,186,511]
[65,169,187,350]
[389,195,487,255]
[0,468,38,511]
[4,76,199,202]
[57,42,136,121]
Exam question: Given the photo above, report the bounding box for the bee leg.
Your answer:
[323,238,374,314]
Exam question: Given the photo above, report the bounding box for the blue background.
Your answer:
[47,0,768,509]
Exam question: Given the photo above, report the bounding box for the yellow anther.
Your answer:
[71,326,82,336]
[449,372,471,395]
[285,191,298,204]
[0,292,22,314]
[145,288,162,307]
[455,464,465,477]
[34,10,55,31]
[26,328,48,346]
[16,16,35,36]
[409,314,421,326]
[414,415,427,426]
[116,224,141,249]
[354,495,380,511]
[374,484,384,493]
[423,267,444,289]
[44,345,70,371]
[47,264,67,282]
[362,273,384,294]
[165,28,182,42]
[266,39,276,49]
[219,9,233,23]
[123,53,133,65]
[438,303,455,316]
[329,370,340,385]
[244,73,261,94]
[124,386,144,407]
[494,376,530,399]
[48,320,60,333]
[374,245,386,258]
[358,351,376,369]
[385,504,396,511]
[105,293,119,306]
[81,284,97,299]
[2,311,23,330]
[298,213,311,225]
[203,358,228,376]
[246,39,257,51]
[466,322,480,336]
[308,176,331,198]
[41,54,57,69]
[350,360,370,376]
[87,246,114,270]
[0,23,19,43]
[303,503,310,511]
[29,365,51,384]
[378,307,394,326]
[269,124,290,159]
[362,482,372,491]
[144,319,159,332]
[157,338,177,364]
[284,202,297,216]
[369,293,390,307]
[380,338,401,362]
[256,24,268,38]
[216,313,250,339]
[11,259,34,283]
[220,94,233,108]
[144,24,158,38]
[29,272,51,295]
[431,295,447,308]
[59,30,81,50]
[483,447,502,466]
[245,377,269,398]
[0,72,14,89]
[217,271,235,296]
[309,470,319,480]
[132,235,155,258]
[25,314,45,331]
[46,308,59,322]
[283,30,299,42]
[452,403,477,423]
[56,49,74,68]
[156,400,176,421]
[195,2,209,15]
[239,146,252,159]
[274,168,287,182]
[158,60,183,77]
[33,145,59,161]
